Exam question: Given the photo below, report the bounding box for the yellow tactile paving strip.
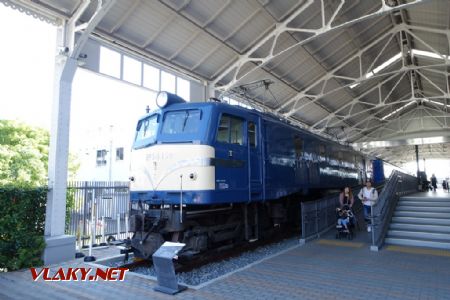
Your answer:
[316,239,365,248]
[385,245,450,257]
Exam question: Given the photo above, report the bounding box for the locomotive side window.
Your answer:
[319,144,325,155]
[318,144,326,161]
[162,110,201,134]
[216,114,244,145]
[230,117,243,145]
[217,115,230,143]
[248,122,257,147]
[294,136,303,157]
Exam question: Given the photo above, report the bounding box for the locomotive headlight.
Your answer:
[189,173,197,180]
[156,92,168,108]
[156,91,186,108]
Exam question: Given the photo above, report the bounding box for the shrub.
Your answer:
[0,186,47,271]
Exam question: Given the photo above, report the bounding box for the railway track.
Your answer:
[121,228,299,274]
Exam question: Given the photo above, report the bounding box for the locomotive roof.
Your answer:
[141,101,358,151]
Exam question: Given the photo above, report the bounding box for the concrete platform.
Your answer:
[1,231,450,300]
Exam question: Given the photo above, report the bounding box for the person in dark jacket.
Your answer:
[431,174,437,192]
[339,186,354,209]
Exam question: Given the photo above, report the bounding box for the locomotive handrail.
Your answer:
[369,170,418,251]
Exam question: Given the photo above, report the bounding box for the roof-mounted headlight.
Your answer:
[156,91,186,108]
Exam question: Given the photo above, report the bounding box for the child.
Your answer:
[336,207,351,232]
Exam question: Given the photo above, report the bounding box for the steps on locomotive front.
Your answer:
[385,193,450,250]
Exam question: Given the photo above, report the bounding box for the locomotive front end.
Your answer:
[130,143,215,204]
[128,95,215,258]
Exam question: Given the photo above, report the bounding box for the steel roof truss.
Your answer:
[278,27,399,116]
[68,0,117,60]
[212,0,425,93]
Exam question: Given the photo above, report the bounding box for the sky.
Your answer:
[0,4,156,152]
[0,5,55,129]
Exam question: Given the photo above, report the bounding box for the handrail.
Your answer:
[370,170,418,250]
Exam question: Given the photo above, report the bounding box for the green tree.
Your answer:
[0,120,79,186]
[0,121,80,270]
[0,120,49,186]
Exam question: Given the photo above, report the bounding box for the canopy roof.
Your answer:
[4,0,450,164]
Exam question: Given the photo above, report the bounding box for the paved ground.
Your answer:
[2,237,449,300]
[1,192,450,299]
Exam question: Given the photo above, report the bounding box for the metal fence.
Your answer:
[370,170,417,250]
[66,181,130,247]
[300,186,365,243]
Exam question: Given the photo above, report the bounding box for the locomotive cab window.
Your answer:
[248,121,257,147]
[162,109,201,135]
[134,114,159,148]
[216,114,244,145]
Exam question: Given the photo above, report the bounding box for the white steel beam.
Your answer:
[285,34,450,138]
[201,0,232,28]
[223,8,263,41]
[109,0,141,33]
[141,14,177,48]
[319,72,410,128]
[211,0,315,87]
[169,31,200,60]
[212,0,426,92]
[191,44,221,70]
[278,27,399,115]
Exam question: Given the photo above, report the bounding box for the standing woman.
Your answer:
[358,180,378,232]
[339,186,354,209]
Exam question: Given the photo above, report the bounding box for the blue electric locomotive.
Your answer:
[127,92,366,258]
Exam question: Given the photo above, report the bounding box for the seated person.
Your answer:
[336,207,351,232]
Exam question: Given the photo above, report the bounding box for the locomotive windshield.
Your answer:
[161,109,201,135]
[134,114,159,148]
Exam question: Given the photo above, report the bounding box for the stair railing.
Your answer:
[370,170,418,251]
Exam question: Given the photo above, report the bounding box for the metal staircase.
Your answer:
[385,195,450,249]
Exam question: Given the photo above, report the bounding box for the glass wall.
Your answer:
[99,46,191,101]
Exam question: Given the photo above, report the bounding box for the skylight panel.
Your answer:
[373,53,402,74]
[381,101,415,120]
[423,98,450,108]
[349,52,401,89]
[412,49,447,60]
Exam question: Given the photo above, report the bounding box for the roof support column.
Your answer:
[415,145,420,187]
[207,82,216,99]
[43,38,78,264]
[43,0,116,265]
